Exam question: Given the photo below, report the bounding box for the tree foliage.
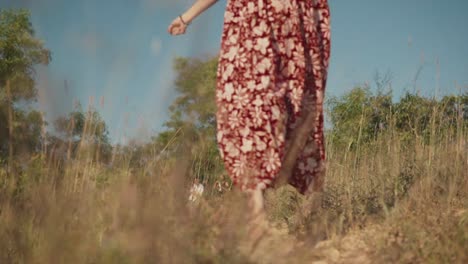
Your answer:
[327,86,467,148]
[149,56,224,184]
[0,9,51,97]
[0,9,50,161]
[51,104,111,163]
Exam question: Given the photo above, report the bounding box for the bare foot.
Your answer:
[245,187,270,252]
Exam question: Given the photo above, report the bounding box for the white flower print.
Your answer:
[254,37,269,55]
[247,2,255,14]
[222,63,234,81]
[292,44,305,68]
[225,141,240,158]
[303,10,315,32]
[235,47,248,68]
[298,161,307,174]
[271,105,280,120]
[306,157,318,171]
[285,38,295,57]
[311,51,322,76]
[264,148,280,173]
[252,106,265,127]
[245,39,254,51]
[257,0,264,11]
[287,60,296,76]
[217,130,224,142]
[240,126,250,138]
[289,83,303,113]
[247,80,256,91]
[229,33,239,45]
[215,88,223,102]
[271,0,285,12]
[260,75,271,89]
[321,19,331,40]
[257,57,271,74]
[303,142,317,155]
[281,21,292,36]
[224,45,239,61]
[254,81,264,91]
[265,120,272,134]
[288,8,300,27]
[233,87,250,108]
[228,110,242,129]
[226,28,234,40]
[223,82,234,101]
[241,138,253,153]
[237,7,249,24]
[243,69,252,79]
[225,10,233,23]
[253,95,263,107]
[254,134,267,151]
[232,156,247,177]
[253,20,268,36]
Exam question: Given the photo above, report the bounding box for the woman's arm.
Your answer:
[168,0,219,36]
[182,0,219,24]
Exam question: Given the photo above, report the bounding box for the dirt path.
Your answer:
[238,206,468,264]
[240,222,381,264]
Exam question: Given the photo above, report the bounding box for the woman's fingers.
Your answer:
[170,26,181,35]
[175,27,186,35]
[168,19,187,36]
[168,22,177,34]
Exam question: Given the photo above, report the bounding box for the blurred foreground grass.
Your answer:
[0,119,466,264]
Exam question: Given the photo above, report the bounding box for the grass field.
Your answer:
[1,110,466,264]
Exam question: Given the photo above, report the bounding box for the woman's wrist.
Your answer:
[179,14,191,26]
[181,0,219,25]
[181,12,195,25]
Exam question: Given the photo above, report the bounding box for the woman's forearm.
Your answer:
[182,0,219,24]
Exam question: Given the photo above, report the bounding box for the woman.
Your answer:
[168,0,331,217]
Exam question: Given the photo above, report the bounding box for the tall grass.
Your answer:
[0,98,466,263]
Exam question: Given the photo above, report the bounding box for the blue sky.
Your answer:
[2,0,467,144]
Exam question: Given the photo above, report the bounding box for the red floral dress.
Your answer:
[216,0,331,194]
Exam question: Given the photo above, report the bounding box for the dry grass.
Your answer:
[0,110,466,264]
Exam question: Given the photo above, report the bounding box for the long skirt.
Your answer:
[215,0,331,194]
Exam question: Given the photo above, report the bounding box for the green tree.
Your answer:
[327,85,467,149]
[437,94,468,131]
[52,104,111,163]
[327,86,392,149]
[393,93,437,143]
[0,9,51,169]
[151,56,223,185]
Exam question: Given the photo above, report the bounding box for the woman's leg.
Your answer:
[246,186,269,249]
[248,186,265,218]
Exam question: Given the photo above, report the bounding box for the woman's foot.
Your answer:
[249,187,265,216]
[245,187,270,251]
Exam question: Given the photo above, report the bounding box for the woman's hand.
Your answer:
[168,16,189,36]
[167,0,219,36]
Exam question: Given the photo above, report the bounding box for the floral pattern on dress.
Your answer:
[216,0,331,194]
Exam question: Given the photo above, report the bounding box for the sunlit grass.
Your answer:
[0,98,467,264]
